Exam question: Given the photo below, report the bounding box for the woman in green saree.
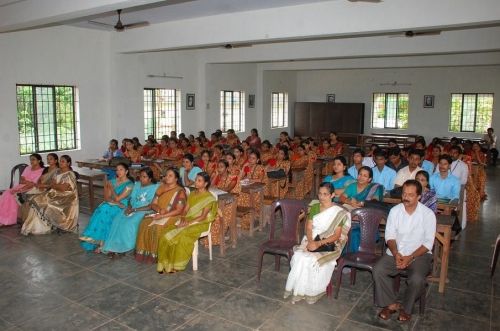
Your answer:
[156,172,217,273]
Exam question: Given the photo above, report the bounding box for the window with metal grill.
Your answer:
[220,90,245,132]
[144,88,181,139]
[449,93,493,133]
[271,92,288,128]
[16,84,79,155]
[372,93,409,129]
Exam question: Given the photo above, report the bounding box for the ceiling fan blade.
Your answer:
[223,43,253,49]
[123,21,150,29]
[415,30,441,36]
[88,20,114,28]
[348,0,382,3]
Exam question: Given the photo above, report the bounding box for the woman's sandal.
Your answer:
[378,306,398,320]
[397,310,411,322]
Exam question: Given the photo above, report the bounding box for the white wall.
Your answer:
[0,26,111,188]
[295,66,500,141]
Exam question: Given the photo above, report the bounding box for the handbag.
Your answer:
[311,235,336,252]
[267,169,286,179]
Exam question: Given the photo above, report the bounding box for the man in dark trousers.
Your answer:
[373,180,436,322]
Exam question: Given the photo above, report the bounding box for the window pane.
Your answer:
[372,93,385,128]
[55,86,76,150]
[476,94,493,133]
[271,92,288,128]
[220,90,245,132]
[17,86,35,154]
[385,93,398,128]
[449,94,462,132]
[143,88,180,140]
[397,94,409,129]
[461,94,477,132]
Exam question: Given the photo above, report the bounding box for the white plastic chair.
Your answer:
[192,222,213,271]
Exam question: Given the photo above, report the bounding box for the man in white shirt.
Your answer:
[449,146,468,185]
[393,149,423,187]
[483,127,498,166]
[373,180,436,322]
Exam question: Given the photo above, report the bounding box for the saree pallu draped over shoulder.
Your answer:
[284,203,351,304]
[135,185,186,262]
[21,170,79,235]
[156,191,217,273]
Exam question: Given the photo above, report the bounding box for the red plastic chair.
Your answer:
[332,207,388,299]
[256,199,307,281]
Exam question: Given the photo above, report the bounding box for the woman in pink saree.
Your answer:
[0,154,44,226]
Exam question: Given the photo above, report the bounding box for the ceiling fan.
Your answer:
[390,30,442,38]
[347,0,382,3]
[88,9,149,32]
[222,43,252,49]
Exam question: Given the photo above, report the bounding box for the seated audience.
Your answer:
[103,139,124,160]
[79,163,134,252]
[393,149,423,187]
[449,146,468,185]
[347,148,364,178]
[156,172,217,274]
[226,129,241,147]
[135,168,186,263]
[0,154,44,226]
[373,180,436,322]
[265,146,291,199]
[387,138,399,149]
[225,152,241,176]
[469,141,487,200]
[329,132,345,155]
[233,146,246,167]
[415,170,437,212]
[245,128,262,149]
[21,155,78,235]
[102,167,159,256]
[387,147,408,172]
[426,145,442,173]
[123,138,141,163]
[322,155,355,199]
[180,154,202,187]
[430,155,460,201]
[372,149,396,192]
[197,150,217,177]
[212,160,239,193]
[284,182,351,304]
[260,140,273,165]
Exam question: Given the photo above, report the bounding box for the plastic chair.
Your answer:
[393,267,430,315]
[192,222,212,271]
[491,234,500,277]
[257,199,307,281]
[0,163,28,194]
[332,207,388,298]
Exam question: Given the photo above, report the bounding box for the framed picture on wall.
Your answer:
[423,95,434,108]
[326,94,335,103]
[186,93,195,110]
[248,94,255,108]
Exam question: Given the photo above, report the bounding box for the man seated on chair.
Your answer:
[372,149,396,193]
[393,149,423,188]
[430,155,461,202]
[373,179,436,322]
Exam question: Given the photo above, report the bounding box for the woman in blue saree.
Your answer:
[102,167,159,256]
[322,155,355,201]
[340,166,384,252]
[79,163,134,252]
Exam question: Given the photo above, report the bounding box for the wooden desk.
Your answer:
[73,166,106,213]
[312,161,324,198]
[379,198,453,293]
[76,159,109,170]
[217,193,237,256]
[240,182,265,235]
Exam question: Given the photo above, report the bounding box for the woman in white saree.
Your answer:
[284,182,351,304]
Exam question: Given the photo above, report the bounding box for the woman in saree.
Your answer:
[124,138,141,163]
[284,182,351,304]
[415,170,437,212]
[135,168,186,263]
[197,150,217,177]
[237,149,267,230]
[233,146,246,168]
[225,152,241,177]
[211,144,224,164]
[20,153,59,220]
[189,137,203,157]
[340,166,384,252]
[180,154,203,187]
[259,140,274,166]
[209,160,240,246]
[329,132,345,156]
[102,167,159,256]
[79,163,134,252]
[322,155,355,201]
[157,172,218,273]
[318,139,336,176]
[469,141,487,200]
[245,128,262,149]
[290,144,314,199]
[21,155,78,235]
[265,146,291,199]
[0,153,44,226]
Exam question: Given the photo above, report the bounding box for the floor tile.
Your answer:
[259,304,340,331]
[427,287,490,323]
[413,308,489,331]
[336,319,388,331]
[163,277,232,310]
[123,266,192,294]
[445,267,492,295]
[91,321,133,331]
[198,260,258,288]
[91,255,149,281]
[78,282,154,318]
[19,302,110,330]
[176,313,251,331]
[206,289,282,329]
[116,297,199,330]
